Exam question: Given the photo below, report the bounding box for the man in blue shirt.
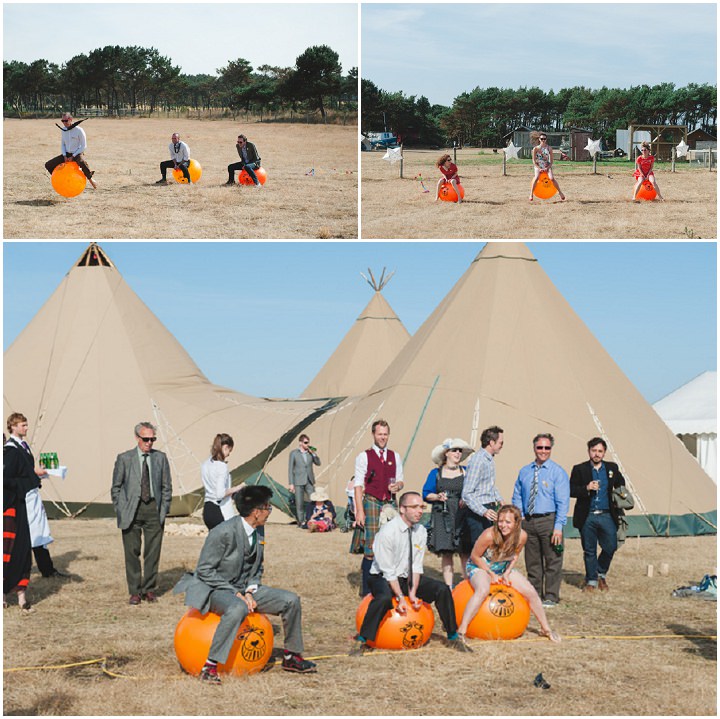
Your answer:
[570,437,626,593]
[512,433,569,607]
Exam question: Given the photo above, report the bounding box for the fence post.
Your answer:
[502,152,507,177]
[671,147,676,173]
[592,154,598,175]
[453,144,457,164]
[399,144,404,179]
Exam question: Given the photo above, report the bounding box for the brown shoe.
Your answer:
[144,591,158,603]
[129,594,141,605]
[582,584,595,593]
[598,577,609,591]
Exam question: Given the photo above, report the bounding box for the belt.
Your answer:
[590,509,609,515]
[525,512,553,520]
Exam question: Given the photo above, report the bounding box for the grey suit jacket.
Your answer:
[173,516,265,613]
[288,448,321,487]
[111,447,173,529]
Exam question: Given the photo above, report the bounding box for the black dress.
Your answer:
[428,468,470,555]
[3,445,39,594]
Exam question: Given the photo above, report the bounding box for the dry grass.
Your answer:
[3,517,716,716]
[3,118,358,239]
[361,148,717,239]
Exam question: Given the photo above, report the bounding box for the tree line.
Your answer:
[4,44,357,122]
[362,80,717,147]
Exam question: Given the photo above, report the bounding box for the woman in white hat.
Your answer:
[422,438,474,588]
[304,487,337,532]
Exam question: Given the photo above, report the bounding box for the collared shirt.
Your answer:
[135,446,155,499]
[61,126,87,157]
[511,458,570,531]
[370,515,426,582]
[168,141,190,163]
[590,462,610,511]
[353,444,404,488]
[201,457,231,504]
[461,447,502,515]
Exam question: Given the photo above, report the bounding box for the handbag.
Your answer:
[612,484,634,510]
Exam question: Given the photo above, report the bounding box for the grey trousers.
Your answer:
[293,484,312,523]
[521,513,563,603]
[207,585,304,664]
[121,499,164,595]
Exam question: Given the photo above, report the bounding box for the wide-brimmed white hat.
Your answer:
[431,438,474,466]
[310,486,330,502]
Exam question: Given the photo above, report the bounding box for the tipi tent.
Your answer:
[261,243,716,536]
[3,244,331,519]
[653,371,717,483]
[301,269,410,399]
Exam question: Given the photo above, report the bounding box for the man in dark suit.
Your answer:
[111,422,173,605]
[174,485,317,683]
[570,437,626,593]
[288,434,321,526]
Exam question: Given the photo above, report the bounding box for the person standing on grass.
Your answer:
[529,131,565,202]
[111,422,173,605]
[201,433,242,530]
[511,433,569,608]
[6,413,68,581]
[462,425,505,548]
[156,133,191,184]
[174,485,317,683]
[353,420,405,596]
[349,491,473,655]
[434,154,462,203]
[570,437,626,593]
[288,434,321,527]
[44,112,97,189]
[632,142,664,201]
[225,134,262,186]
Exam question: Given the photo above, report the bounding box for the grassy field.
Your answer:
[361,148,717,239]
[3,119,358,239]
[4,517,716,716]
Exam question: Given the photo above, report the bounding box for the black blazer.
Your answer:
[569,460,625,530]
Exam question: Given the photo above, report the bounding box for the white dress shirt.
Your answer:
[201,458,236,520]
[353,444,404,488]
[370,514,426,582]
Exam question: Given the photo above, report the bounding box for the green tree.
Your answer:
[291,44,342,122]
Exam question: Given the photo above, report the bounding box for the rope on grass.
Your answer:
[5,634,715,678]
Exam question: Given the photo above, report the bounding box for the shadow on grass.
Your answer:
[562,569,585,590]
[666,622,717,661]
[15,199,58,207]
[158,565,194,597]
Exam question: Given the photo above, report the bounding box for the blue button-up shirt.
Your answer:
[461,447,502,515]
[590,462,610,511]
[511,459,570,531]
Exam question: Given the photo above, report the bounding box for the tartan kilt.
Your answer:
[363,495,395,560]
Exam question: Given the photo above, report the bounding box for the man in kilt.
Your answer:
[352,420,405,595]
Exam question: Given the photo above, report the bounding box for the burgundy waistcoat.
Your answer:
[364,448,397,502]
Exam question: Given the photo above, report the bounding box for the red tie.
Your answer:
[380,449,386,464]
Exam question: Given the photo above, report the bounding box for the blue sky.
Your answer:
[362,3,717,106]
[3,242,716,404]
[3,3,358,75]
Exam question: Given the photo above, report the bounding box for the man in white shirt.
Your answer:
[44,113,97,188]
[350,491,472,655]
[156,132,191,183]
[353,420,404,595]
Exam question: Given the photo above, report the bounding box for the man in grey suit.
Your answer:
[111,422,173,605]
[174,485,317,683]
[288,434,321,527]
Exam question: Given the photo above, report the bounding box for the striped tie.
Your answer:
[528,465,539,515]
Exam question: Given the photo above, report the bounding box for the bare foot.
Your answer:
[559,194,566,201]
[540,628,561,643]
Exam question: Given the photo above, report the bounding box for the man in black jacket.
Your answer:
[226,134,262,186]
[570,437,626,593]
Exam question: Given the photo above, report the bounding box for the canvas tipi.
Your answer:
[263,243,716,536]
[301,268,410,399]
[3,244,331,519]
